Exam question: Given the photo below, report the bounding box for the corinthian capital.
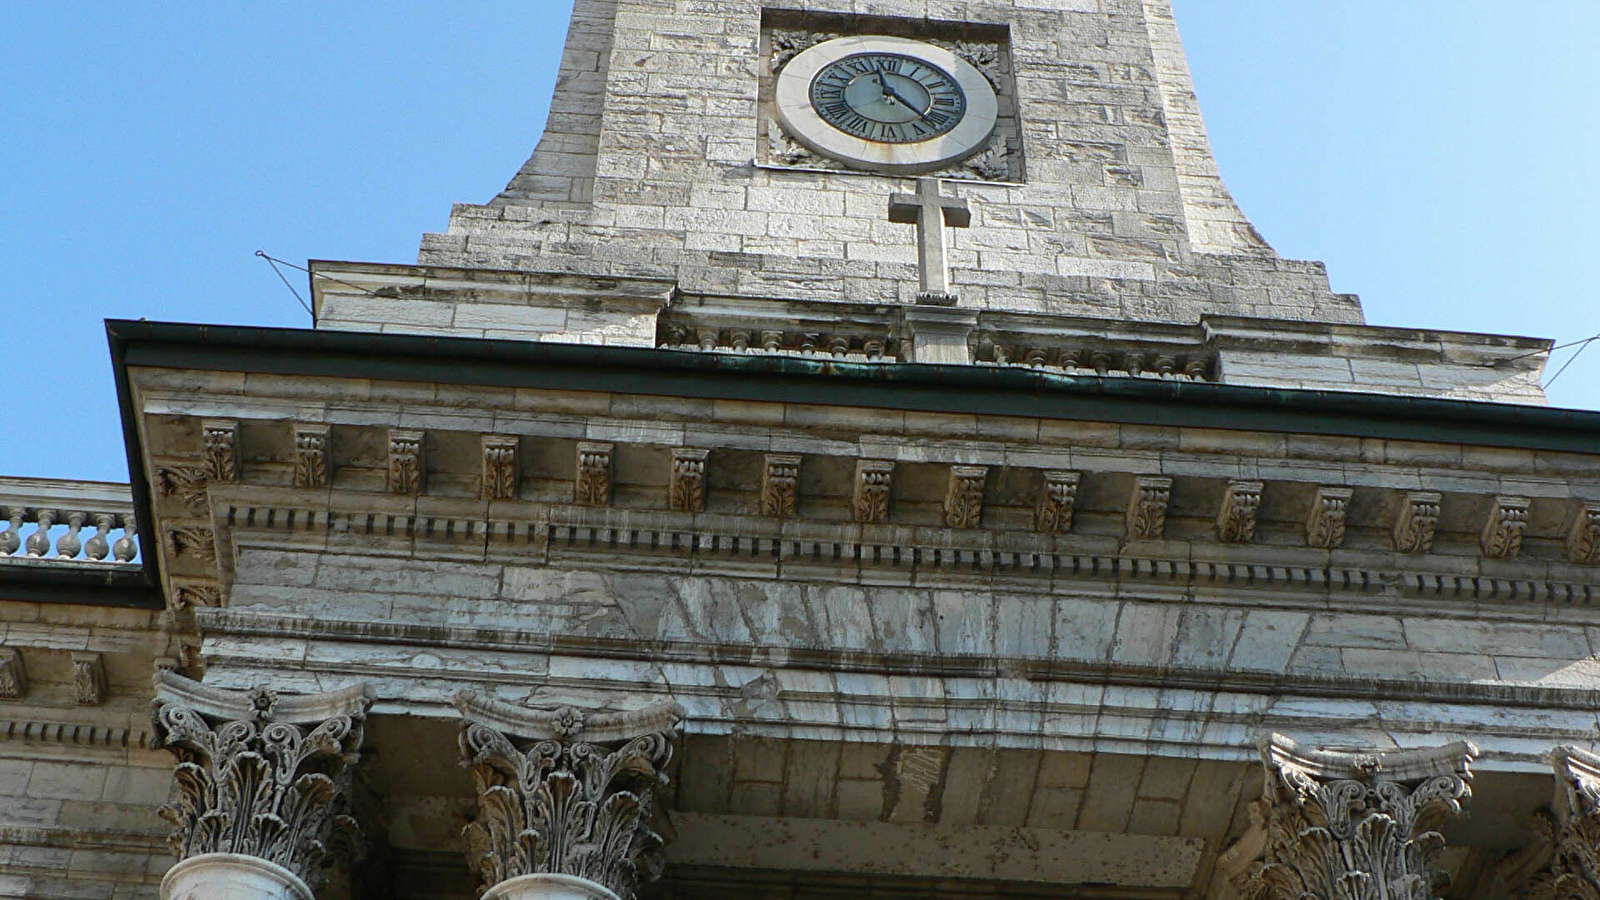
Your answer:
[1523,747,1600,900]
[1236,734,1476,900]
[454,692,685,900]
[151,671,372,896]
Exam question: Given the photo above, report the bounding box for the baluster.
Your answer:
[112,515,139,563]
[0,507,21,556]
[25,509,55,558]
[84,513,115,561]
[55,512,86,559]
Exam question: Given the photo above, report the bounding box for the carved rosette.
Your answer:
[202,420,239,483]
[483,435,521,501]
[668,448,710,513]
[387,429,425,495]
[853,460,894,524]
[1394,491,1442,554]
[1482,496,1532,559]
[1523,747,1600,900]
[1219,480,1265,544]
[1237,734,1475,900]
[1127,476,1173,540]
[151,672,372,892]
[1568,506,1600,565]
[293,424,330,490]
[761,454,800,518]
[1306,487,1354,549]
[1036,470,1080,534]
[943,466,988,529]
[454,692,685,900]
[0,647,26,699]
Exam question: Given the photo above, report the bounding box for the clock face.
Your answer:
[773,36,998,174]
[809,53,967,144]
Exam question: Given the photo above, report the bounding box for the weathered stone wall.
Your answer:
[415,0,1363,325]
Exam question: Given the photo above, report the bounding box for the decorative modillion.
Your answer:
[575,442,614,507]
[853,460,895,524]
[1481,496,1531,560]
[482,435,520,501]
[1035,471,1080,534]
[0,648,26,700]
[942,466,988,529]
[1127,476,1173,540]
[1571,504,1600,565]
[72,652,106,706]
[293,424,331,490]
[762,454,801,518]
[1394,491,1442,554]
[201,419,239,484]
[1305,487,1353,550]
[386,429,425,495]
[668,448,710,513]
[1218,480,1265,544]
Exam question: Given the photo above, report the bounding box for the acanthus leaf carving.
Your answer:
[1306,486,1354,550]
[482,435,520,501]
[152,672,371,892]
[293,424,330,490]
[154,464,212,513]
[943,466,988,529]
[72,652,106,706]
[761,454,801,518]
[1127,476,1172,540]
[1218,480,1265,544]
[1035,470,1081,534]
[0,647,27,700]
[1237,734,1475,900]
[202,420,239,484]
[1568,505,1600,565]
[386,429,425,495]
[455,692,684,900]
[171,578,224,610]
[165,525,217,565]
[1394,491,1443,554]
[853,460,894,524]
[668,448,710,513]
[1522,747,1600,900]
[1482,496,1532,560]
[575,442,614,507]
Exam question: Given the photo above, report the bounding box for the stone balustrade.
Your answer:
[0,477,140,565]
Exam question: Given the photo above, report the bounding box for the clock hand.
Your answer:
[879,81,935,124]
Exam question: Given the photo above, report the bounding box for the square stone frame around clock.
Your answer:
[758,8,1026,183]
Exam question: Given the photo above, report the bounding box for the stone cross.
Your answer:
[889,177,971,306]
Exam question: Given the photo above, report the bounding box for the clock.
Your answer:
[774,36,999,174]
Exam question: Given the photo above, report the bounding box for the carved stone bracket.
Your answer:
[669,448,710,513]
[1127,476,1173,540]
[483,435,521,501]
[854,460,894,524]
[387,429,425,495]
[0,647,26,699]
[943,466,988,529]
[151,671,372,894]
[1306,487,1354,549]
[454,692,685,900]
[1219,480,1264,544]
[1523,746,1600,900]
[1395,491,1443,554]
[576,442,614,507]
[155,464,212,513]
[762,454,800,518]
[1035,470,1080,534]
[293,424,330,490]
[1568,505,1600,565]
[171,577,224,610]
[166,524,218,564]
[1482,496,1532,560]
[1232,733,1476,900]
[202,419,239,484]
[72,651,106,706]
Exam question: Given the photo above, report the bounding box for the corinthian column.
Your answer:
[151,671,372,900]
[454,692,685,900]
[1523,747,1600,900]
[1233,733,1476,900]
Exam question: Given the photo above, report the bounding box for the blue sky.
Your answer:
[2,2,1595,482]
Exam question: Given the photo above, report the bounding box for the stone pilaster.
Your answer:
[454,692,684,900]
[1523,747,1600,900]
[1235,734,1476,900]
[151,671,372,900]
